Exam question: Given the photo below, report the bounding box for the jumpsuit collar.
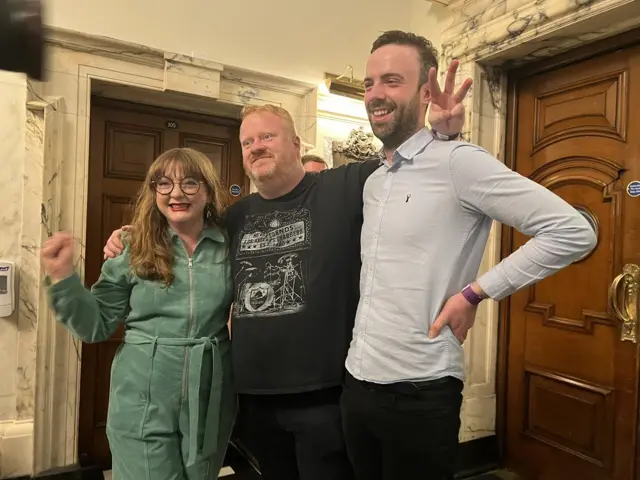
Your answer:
[167,225,226,243]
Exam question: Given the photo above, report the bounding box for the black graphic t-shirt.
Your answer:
[226,160,380,394]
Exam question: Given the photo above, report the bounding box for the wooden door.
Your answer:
[501,43,640,479]
[78,97,248,467]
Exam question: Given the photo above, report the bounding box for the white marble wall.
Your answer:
[0,70,35,478]
[0,71,25,420]
[19,108,46,422]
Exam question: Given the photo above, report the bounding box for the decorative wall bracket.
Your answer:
[332,126,380,166]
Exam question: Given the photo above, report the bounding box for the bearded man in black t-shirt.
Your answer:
[103,58,469,480]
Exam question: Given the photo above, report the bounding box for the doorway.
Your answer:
[78,96,249,467]
[500,37,640,479]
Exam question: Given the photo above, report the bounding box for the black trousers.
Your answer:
[235,388,354,480]
[341,372,464,480]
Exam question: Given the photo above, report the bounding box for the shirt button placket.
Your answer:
[360,168,394,374]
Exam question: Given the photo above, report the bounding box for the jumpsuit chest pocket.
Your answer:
[107,343,154,437]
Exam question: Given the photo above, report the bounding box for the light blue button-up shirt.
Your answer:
[345,129,597,384]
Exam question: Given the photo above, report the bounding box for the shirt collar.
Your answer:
[168,225,226,243]
[395,128,434,162]
[378,128,435,168]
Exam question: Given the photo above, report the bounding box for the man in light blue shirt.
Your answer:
[340,31,597,480]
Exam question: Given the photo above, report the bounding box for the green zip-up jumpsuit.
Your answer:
[47,227,236,480]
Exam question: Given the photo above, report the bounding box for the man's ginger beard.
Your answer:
[249,163,277,184]
[247,153,302,194]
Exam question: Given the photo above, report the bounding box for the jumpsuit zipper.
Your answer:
[181,256,194,401]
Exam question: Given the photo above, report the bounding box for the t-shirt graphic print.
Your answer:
[233,208,310,318]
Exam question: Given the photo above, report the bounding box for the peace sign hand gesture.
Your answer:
[427,59,473,137]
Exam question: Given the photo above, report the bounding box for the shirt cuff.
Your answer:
[476,267,514,301]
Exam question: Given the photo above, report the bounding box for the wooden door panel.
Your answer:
[180,133,227,181]
[503,43,640,480]
[79,98,246,468]
[103,195,135,250]
[522,368,615,468]
[105,123,164,180]
[532,73,625,148]
[176,119,249,202]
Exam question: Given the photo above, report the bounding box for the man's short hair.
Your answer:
[301,154,327,166]
[370,30,439,88]
[240,104,297,137]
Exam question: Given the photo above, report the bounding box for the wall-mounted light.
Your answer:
[324,65,365,101]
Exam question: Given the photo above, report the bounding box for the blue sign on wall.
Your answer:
[230,184,242,196]
[627,181,640,198]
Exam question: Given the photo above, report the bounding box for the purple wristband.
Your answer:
[461,284,483,306]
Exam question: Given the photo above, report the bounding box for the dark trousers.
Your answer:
[235,388,354,480]
[341,372,464,480]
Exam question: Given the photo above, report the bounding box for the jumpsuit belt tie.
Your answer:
[123,330,227,467]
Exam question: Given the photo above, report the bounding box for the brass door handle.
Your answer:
[609,264,640,343]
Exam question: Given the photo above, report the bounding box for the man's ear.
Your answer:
[420,82,432,106]
[293,135,301,151]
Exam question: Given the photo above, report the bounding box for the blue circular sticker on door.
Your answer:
[230,184,242,196]
[627,181,640,197]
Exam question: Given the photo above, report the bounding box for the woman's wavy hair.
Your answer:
[128,147,229,286]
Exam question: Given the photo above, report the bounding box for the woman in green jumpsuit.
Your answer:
[40,148,236,480]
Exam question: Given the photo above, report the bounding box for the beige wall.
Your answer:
[43,0,449,85]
